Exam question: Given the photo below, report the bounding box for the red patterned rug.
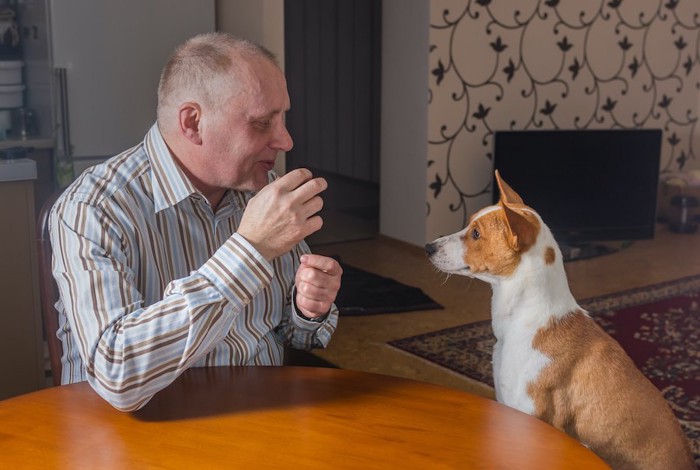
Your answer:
[389,275,700,466]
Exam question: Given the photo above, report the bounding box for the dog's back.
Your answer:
[426,171,695,469]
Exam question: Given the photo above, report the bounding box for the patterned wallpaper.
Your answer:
[426,0,700,239]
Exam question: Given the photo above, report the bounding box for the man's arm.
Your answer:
[51,199,273,411]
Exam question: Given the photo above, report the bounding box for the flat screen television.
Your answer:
[492,129,662,258]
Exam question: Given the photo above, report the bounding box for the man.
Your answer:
[49,32,342,411]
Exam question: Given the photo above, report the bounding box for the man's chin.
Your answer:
[241,173,271,193]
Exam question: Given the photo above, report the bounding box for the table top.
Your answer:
[0,366,609,469]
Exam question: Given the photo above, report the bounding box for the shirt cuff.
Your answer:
[199,233,274,309]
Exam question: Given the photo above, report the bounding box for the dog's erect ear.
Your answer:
[495,170,524,205]
[501,202,537,252]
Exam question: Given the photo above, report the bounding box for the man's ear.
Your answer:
[178,102,203,145]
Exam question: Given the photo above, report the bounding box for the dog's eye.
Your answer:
[471,228,480,240]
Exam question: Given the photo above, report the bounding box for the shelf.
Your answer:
[0,157,37,182]
[0,137,55,151]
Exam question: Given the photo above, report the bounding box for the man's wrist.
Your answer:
[236,231,275,261]
[296,309,326,323]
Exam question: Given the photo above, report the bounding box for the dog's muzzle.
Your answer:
[425,235,472,275]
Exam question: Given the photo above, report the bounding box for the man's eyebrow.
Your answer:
[247,108,289,121]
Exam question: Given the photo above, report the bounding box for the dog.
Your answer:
[425,170,695,470]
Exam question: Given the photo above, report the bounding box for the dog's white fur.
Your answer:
[425,171,695,470]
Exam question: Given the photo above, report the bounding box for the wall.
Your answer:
[380,0,431,246]
[426,0,700,242]
[216,0,284,58]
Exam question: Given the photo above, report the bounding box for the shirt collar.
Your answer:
[144,124,199,213]
[143,124,256,213]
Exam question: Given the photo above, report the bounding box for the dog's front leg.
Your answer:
[492,339,503,402]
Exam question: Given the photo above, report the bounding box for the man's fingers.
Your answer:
[300,254,342,275]
[274,168,314,191]
[293,177,327,204]
[239,168,329,261]
[296,296,328,316]
[302,214,324,238]
[295,256,341,317]
[271,169,327,207]
[301,195,324,219]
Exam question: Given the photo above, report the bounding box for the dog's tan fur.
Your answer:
[529,310,693,469]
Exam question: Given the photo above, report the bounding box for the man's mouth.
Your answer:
[259,160,275,171]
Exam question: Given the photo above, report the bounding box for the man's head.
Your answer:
[157,32,293,196]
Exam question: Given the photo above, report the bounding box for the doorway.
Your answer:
[284,0,381,246]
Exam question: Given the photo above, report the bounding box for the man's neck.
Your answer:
[206,190,226,212]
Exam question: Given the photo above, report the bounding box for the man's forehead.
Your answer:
[246,78,289,118]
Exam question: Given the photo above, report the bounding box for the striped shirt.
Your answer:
[49,124,339,411]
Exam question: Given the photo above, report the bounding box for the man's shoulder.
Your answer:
[60,143,151,208]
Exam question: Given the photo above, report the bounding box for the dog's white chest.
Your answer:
[493,326,551,415]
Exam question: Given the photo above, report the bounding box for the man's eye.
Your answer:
[471,228,480,240]
[257,120,271,128]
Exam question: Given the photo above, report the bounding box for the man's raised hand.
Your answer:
[238,168,326,260]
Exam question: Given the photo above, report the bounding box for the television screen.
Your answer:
[492,129,662,244]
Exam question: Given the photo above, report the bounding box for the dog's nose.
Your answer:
[425,243,437,256]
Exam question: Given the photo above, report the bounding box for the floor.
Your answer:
[306,225,700,400]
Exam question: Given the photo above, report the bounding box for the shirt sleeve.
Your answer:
[51,198,274,411]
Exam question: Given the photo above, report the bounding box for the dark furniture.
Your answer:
[36,191,62,386]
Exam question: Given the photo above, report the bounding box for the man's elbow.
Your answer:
[87,377,153,412]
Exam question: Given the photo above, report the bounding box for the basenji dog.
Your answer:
[425,171,695,470]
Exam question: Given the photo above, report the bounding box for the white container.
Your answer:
[0,61,23,85]
[0,84,24,108]
[0,157,36,182]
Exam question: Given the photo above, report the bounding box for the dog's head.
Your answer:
[425,171,557,284]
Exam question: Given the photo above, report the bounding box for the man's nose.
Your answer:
[273,124,293,152]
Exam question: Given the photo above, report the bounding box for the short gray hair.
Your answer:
[156,32,277,131]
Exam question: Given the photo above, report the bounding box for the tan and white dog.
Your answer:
[425,171,695,470]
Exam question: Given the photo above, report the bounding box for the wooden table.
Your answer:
[0,366,609,469]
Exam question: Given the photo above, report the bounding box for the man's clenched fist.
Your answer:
[295,254,342,320]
